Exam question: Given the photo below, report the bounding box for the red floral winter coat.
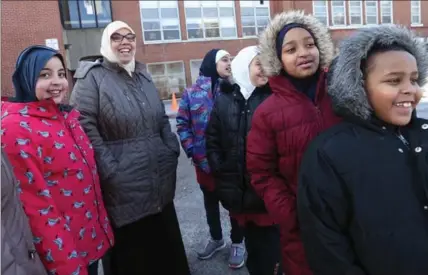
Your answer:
[1,100,114,275]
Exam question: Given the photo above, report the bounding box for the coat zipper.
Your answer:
[124,72,161,210]
[396,129,410,149]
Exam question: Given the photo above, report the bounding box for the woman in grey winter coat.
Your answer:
[70,20,189,275]
[1,149,47,275]
[298,25,428,275]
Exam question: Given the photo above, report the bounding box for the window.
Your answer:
[348,1,362,25]
[140,1,181,42]
[365,0,378,25]
[331,0,346,26]
[411,0,421,25]
[240,1,270,37]
[190,59,203,83]
[59,0,112,29]
[147,62,186,100]
[184,1,237,40]
[380,0,393,24]
[312,1,329,26]
[190,57,234,84]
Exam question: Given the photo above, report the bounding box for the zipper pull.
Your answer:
[28,249,36,260]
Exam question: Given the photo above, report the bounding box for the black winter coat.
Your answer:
[297,116,428,275]
[206,82,271,213]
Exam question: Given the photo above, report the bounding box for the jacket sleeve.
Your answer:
[176,89,194,158]
[205,97,223,173]
[297,147,366,275]
[70,75,118,181]
[159,99,180,156]
[246,109,294,226]
[2,130,88,275]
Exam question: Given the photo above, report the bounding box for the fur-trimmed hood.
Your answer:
[258,10,334,77]
[328,25,428,120]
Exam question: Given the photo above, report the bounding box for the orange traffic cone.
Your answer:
[171,92,178,112]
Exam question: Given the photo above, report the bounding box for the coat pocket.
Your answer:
[105,138,150,190]
[214,174,243,213]
[157,139,178,203]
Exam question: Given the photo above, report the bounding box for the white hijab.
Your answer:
[231,46,259,100]
[100,21,136,76]
[215,50,230,63]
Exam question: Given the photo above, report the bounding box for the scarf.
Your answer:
[12,45,66,102]
[100,20,136,76]
[231,46,258,100]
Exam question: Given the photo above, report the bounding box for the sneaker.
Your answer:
[197,239,226,260]
[228,242,246,269]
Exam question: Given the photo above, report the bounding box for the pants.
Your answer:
[201,186,244,243]
[105,203,190,275]
[244,223,283,275]
[87,260,99,275]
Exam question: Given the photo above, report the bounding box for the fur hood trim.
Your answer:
[258,10,334,77]
[328,25,428,120]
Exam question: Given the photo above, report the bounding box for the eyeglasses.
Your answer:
[110,33,136,43]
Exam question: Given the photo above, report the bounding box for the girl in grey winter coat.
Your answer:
[1,149,47,275]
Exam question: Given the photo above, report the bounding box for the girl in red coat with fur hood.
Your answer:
[246,10,341,275]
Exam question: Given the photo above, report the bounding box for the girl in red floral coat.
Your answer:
[1,45,114,275]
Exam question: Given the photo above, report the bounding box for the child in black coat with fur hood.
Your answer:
[298,25,428,275]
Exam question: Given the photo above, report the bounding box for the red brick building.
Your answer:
[2,0,427,99]
[1,1,65,96]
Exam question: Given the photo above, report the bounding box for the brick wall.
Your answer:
[297,0,428,42]
[1,1,64,97]
[2,0,427,98]
[110,1,260,89]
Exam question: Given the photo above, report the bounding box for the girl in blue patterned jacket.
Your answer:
[176,49,246,269]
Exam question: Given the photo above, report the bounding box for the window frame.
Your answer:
[139,1,182,44]
[312,0,329,26]
[364,0,379,25]
[348,0,363,26]
[240,0,271,38]
[184,1,237,41]
[190,56,234,83]
[59,0,113,30]
[330,0,347,26]
[190,59,203,83]
[380,0,393,24]
[411,0,422,26]
[146,61,187,100]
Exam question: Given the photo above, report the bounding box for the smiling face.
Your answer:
[365,50,422,126]
[281,28,320,78]
[216,54,232,78]
[35,56,68,104]
[249,56,268,87]
[110,27,136,64]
